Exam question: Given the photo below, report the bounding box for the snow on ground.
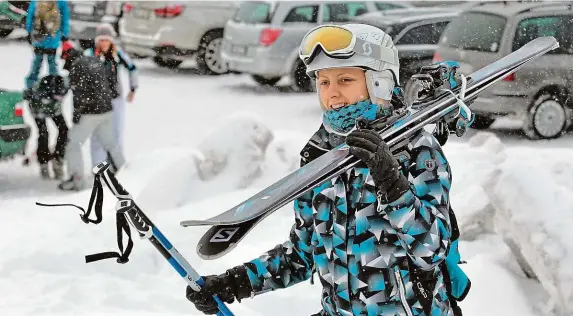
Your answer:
[0,38,572,315]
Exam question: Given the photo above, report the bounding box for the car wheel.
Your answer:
[470,114,496,130]
[0,29,12,38]
[196,30,228,75]
[153,57,183,69]
[291,60,314,92]
[526,94,567,140]
[252,75,281,86]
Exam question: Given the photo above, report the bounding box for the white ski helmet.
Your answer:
[299,24,400,104]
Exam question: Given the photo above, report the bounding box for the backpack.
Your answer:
[32,1,61,41]
[408,206,471,316]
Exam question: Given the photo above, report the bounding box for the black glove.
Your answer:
[72,110,81,124]
[186,266,252,315]
[346,128,410,203]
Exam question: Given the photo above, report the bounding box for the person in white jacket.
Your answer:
[84,23,138,170]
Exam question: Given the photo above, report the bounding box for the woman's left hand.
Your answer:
[127,91,135,103]
[346,129,409,202]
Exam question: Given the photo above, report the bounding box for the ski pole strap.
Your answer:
[35,174,105,224]
[85,210,134,264]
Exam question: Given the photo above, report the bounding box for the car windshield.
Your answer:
[440,12,506,52]
[233,1,274,24]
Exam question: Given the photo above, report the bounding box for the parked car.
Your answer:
[221,1,415,92]
[0,90,30,160]
[69,1,124,50]
[434,1,573,139]
[0,1,28,38]
[119,1,238,75]
[353,10,460,103]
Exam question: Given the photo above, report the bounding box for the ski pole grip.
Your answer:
[92,160,131,198]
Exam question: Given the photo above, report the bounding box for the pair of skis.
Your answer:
[180,37,559,260]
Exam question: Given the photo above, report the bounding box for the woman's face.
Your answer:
[317,67,369,110]
[98,39,112,52]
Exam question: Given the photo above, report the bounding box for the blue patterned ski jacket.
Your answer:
[243,124,455,316]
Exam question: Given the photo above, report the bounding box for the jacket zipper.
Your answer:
[394,267,414,316]
[343,172,351,313]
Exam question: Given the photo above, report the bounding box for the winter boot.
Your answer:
[57,175,87,191]
[40,163,51,179]
[52,158,65,180]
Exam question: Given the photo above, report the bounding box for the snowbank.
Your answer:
[448,131,573,314]
[115,113,288,211]
[485,157,573,315]
[195,112,274,189]
[116,147,204,210]
[446,132,505,241]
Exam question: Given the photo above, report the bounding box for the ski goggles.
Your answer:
[299,25,398,66]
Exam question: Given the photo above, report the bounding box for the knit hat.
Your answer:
[95,23,117,43]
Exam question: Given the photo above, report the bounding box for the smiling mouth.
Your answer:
[330,102,348,109]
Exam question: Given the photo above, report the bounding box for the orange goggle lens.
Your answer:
[300,26,354,57]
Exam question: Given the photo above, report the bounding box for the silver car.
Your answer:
[222,1,414,91]
[435,2,573,139]
[119,1,238,75]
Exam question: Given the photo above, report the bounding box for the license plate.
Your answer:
[74,4,94,15]
[232,45,246,55]
[133,8,151,19]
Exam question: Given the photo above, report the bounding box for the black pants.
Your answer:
[35,115,68,164]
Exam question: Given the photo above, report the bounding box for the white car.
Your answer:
[119,1,239,75]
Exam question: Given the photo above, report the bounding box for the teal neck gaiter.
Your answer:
[322,99,378,135]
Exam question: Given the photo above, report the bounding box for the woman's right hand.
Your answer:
[186,266,252,314]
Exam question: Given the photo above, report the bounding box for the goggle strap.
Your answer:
[353,38,399,66]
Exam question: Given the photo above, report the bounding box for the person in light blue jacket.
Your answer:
[25,0,70,89]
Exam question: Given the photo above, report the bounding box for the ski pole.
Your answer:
[93,161,234,316]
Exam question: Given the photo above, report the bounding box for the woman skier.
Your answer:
[84,23,138,170]
[185,24,469,316]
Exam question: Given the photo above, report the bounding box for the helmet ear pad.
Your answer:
[365,70,395,104]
